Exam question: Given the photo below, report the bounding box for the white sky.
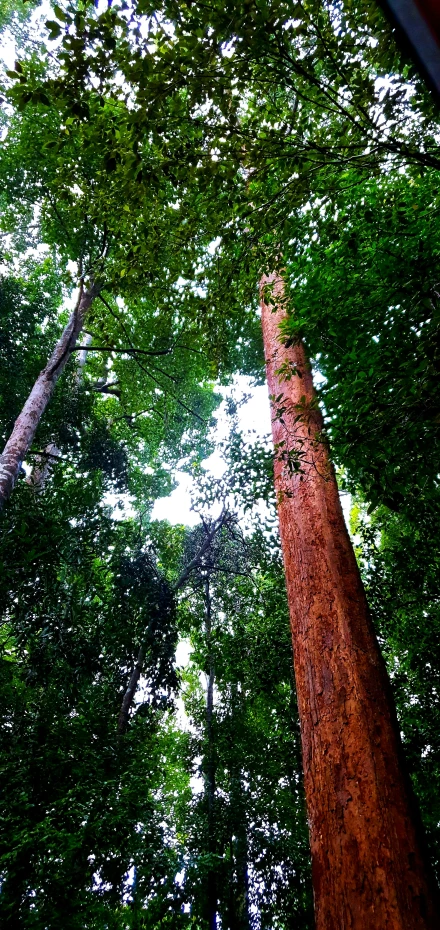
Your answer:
[0,0,53,69]
[151,377,271,525]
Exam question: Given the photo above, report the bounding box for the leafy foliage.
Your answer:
[2,0,440,926]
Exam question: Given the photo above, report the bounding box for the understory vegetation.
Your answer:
[1,0,440,926]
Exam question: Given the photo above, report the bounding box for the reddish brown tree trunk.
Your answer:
[260,272,438,929]
[0,282,98,510]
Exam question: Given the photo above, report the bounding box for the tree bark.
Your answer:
[0,282,98,510]
[260,272,439,929]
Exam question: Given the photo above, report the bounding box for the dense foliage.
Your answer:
[1,0,440,926]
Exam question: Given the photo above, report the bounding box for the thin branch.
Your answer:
[173,508,230,592]
[74,344,174,357]
[28,448,63,460]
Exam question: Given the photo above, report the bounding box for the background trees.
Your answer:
[2,0,440,926]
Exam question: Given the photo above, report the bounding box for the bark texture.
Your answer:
[260,272,439,930]
[0,282,98,509]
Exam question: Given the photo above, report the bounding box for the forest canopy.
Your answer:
[1,1,440,927]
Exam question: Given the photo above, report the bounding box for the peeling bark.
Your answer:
[0,282,98,510]
[260,272,439,929]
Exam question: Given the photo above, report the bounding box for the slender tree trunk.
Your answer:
[0,282,98,510]
[233,786,250,930]
[118,646,145,735]
[260,272,439,929]
[229,685,250,930]
[76,331,93,379]
[26,328,94,492]
[131,864,141,930]
[205,575,217,930]
[117,512,229,734]
[25,441,61,491]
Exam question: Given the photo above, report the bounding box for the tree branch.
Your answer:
[74,345,175,357]
[173,507,230,592]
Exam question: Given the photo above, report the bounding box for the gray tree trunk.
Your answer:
[0,282,98,509]
[26,442,61,491]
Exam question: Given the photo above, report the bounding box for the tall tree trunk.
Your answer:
[205,574,217,930]
[0,282,98,510]
[26,329,94,492]
[260,272,439,929]
[232,786,250,930]
[229,685,250,930]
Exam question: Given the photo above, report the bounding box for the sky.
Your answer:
[150,374,352,530]
[151,377,272,525]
